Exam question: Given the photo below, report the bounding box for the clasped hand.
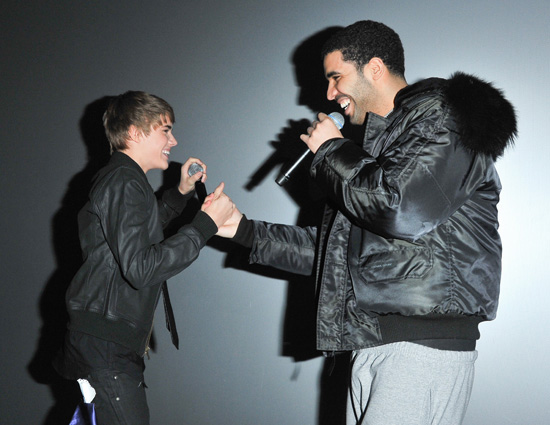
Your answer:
[300,112,343,154]
[201,182,242,237]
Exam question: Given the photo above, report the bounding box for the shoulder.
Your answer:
[90,160,151,207]
[395,73,517,160]
[443,72,517,159]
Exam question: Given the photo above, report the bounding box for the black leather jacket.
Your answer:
[65,152,217,355]
[246,73,517,351]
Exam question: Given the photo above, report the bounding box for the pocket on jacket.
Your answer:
[359,247,433,283]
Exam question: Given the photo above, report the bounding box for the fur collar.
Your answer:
[397,72,517,160]
[444,72,517,160]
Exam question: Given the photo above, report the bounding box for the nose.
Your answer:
[327,80,337,101]
[169,134,177,146]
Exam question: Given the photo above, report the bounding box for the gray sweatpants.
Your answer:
[347,342,477,425]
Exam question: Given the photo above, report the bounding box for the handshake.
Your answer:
[179,157,242,239]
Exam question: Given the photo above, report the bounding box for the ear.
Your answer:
[127,125,142,144]
[363,57,386,82]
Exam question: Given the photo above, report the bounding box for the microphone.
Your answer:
[188,162,204,177]
[275,112,344,186]
[188,162,207,202]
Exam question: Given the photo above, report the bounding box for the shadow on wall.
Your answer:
[27,97,112,425]
[27,26,356,425]
[230,26,356,425]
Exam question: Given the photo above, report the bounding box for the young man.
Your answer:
[54,91,234,424]
[218,21,517,424]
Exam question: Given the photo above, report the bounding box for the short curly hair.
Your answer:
[321,20,405,78]
[103,91,175,153]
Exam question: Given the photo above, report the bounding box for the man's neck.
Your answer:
[378,78,408,116]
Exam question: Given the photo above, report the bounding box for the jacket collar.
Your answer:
[393,77,446,110]
[389,74,516,160]
[110,151,147,177]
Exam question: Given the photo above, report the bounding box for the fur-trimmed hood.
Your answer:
[397,72,517,160]
[445,72,517,160]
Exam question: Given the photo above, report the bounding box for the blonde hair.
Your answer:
[103,91,175,153]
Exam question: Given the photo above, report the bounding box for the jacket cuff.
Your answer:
[310,137,348,176]
[191,211,218,241]
[231,214,254,248]
[164,187,195,212]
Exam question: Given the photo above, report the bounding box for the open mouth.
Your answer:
[339,98,351,112]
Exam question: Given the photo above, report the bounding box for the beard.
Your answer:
[348,74,374,125]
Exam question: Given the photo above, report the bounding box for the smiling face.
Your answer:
[324,51,376,125]
[133,116,177,173]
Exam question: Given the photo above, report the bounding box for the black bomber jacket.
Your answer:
[240,73,517,351]
[65,152,217,355]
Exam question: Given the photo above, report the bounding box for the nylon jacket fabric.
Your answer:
[248,73,516,352]
[65,152,216,355]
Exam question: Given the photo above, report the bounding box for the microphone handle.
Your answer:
[195,181,207,202]
[275,112,344,186]
[275,149,311,186]
[187,163,207,202]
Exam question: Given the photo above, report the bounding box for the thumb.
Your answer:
[212,182,225,198]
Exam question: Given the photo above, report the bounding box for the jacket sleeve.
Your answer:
[311,105,492,241]
[98,170,216,289]
[249,220,317,276]
[157,187,195,228]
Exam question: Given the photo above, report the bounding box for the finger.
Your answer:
[197,162,207,183]
[185,158,206,173]
[186,156,203,165]
[212,182,225,198]
[190,169,203,180]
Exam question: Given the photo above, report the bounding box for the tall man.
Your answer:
[218,21,517,424]
[54,91,235,424]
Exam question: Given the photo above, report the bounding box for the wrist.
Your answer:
[178,184,194,195]
[191,211,218,241]
[231,214,253,247]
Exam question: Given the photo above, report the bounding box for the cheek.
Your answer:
[339,81,353,96]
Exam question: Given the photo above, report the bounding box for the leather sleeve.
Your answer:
[310,104,495,242]
[248,220,317,276]
[157,187,194,228]
[97,168,211,289]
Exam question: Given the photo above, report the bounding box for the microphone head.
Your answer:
[328,112,345,129]
[188,162,204,177]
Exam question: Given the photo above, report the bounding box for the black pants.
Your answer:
[87,369,150,425]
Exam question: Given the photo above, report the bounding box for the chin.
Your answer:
[351,113,366,126]
[153,161,169,171]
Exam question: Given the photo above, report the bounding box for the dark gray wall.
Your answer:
[2,1,548,424]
